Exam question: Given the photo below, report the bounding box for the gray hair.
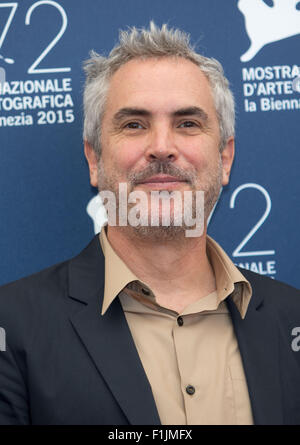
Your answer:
[83,21,235,156]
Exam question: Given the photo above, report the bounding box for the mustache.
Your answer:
[128,161,197,185]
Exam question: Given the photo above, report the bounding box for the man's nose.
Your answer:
[145,127,178,162]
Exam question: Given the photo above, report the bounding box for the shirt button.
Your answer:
[186,385,195,395]
[177,316,184,326]
[142,288,150,296]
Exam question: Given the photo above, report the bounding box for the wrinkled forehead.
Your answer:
[103,57,217,121]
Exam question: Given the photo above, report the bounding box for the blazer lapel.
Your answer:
[67,235,160,425]
[227,270,283,425]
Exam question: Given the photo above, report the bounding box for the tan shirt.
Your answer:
[99,225,254,425]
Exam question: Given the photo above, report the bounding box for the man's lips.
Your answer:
[137,175,187,184]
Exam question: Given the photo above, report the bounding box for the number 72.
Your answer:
[0,0,71,74]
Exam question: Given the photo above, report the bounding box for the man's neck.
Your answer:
[106,226,216,313]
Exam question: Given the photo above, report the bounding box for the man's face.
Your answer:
[85,56,234,239]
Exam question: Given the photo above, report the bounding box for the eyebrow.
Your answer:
[112,106,209,125]
[173,107,208,122]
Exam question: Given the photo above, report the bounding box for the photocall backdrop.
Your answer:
[0,0,299,289]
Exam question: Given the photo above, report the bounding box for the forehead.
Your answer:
[104,57,217,117]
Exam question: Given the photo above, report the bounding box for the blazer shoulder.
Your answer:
[0,235,102,355]
[0,259,71,335]
[0,235,101,304]
[0,259,74,357]
[0,259,69,304]
[0,235,102,319]
[238,267,300,311]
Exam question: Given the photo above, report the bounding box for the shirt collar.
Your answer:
[205,236,252,318]
[99,224,145,315]
[99,225,252,318]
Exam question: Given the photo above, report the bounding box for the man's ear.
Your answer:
[221,137,235,186]
[84,141,99,188]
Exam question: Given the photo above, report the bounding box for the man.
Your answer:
[0,22,300,425]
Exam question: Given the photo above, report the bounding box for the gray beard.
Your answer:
[97,158,223,242]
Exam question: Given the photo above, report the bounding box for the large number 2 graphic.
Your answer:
[230,183,275,257]
[0,1,70,73]
[25,0,70,73]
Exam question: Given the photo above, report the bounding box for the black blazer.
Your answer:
[0,235,300,425]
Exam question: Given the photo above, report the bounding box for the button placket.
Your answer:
[173,313,200,424]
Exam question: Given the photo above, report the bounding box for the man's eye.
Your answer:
[124,122,144,129]
[178,121,198,128]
